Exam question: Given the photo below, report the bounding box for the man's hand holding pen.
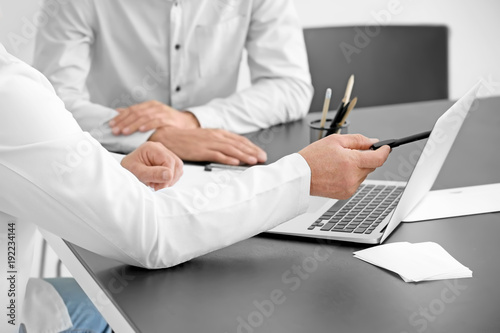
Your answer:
[299,134,391,199]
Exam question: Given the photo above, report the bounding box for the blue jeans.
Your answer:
[38,278,111,333]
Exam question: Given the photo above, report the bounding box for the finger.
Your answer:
[237,140,267,163]
[121,101,172,133]
[111,106,139,124]
[336,134,378,150]
[118,108,158,135]
[114,107,127,115]
[148,180,170,191]
[110,109,131,131]
[153,182,169,191]
[357,145,391,169]
[208,151,240,165]
[223,132,267,162]
[212,142,260,165]
[163,154,183,186]
[144,142,184,185]
[111,101,157,131]
[138,119,165,132]
[225,140,261,164]
[136,165,174,185]
[112,107,127,117]
[111,101,156,125]
[112,110,142,135]
[121,115,155,135]
[170,158,184,186]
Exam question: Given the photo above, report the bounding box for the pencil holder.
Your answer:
[309,119,349,143]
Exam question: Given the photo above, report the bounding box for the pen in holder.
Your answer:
[309,118,349,143]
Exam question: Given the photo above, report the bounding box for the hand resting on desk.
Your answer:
[109,100,267,166]
[110,100,200,134]
[299,134,391,199]
[149,127,267,166]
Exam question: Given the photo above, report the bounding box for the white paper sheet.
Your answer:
[354,242,472,283]
[403,183,500,222]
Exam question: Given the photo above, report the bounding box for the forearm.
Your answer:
[1,132,310,269]
[0,58,310,268]
[147,153,311,268]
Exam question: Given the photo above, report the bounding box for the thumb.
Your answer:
[336,134,379,150]
[133,165,173,185]
[358,145,391,169]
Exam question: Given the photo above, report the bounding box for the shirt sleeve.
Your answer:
[33,0,152,153]
[0,52,311,269]
[188,0,314,133]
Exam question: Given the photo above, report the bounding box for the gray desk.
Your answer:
[52,98,500,333]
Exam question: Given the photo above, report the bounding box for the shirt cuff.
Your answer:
[283,153,311,217]
[187,105,222,129]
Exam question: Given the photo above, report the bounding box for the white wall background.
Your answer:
[1,0,499,99]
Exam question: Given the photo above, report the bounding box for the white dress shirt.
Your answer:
[34,0,313,153]
[0,45,311,332]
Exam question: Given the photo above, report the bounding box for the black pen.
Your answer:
[370,130,432,150]
[334,97,357,134]
[327,75,354,135]
[327,102,348,136]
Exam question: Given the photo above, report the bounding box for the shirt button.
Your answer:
[175,44,181,50]
[176,86,181,92]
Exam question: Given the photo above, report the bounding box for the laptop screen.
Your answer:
[381,82,482,242]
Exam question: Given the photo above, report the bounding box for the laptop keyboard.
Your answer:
[308,184,404,235]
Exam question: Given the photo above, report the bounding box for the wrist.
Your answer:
[149,127,177,149]
[181,111,200,129]
[148,127,164,144]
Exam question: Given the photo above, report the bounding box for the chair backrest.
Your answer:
[304,25,448,112]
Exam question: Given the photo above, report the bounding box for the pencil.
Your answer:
[318,88,332,140]
[342,74,355,105]
[335,97,357,134]
[328,75,355,135]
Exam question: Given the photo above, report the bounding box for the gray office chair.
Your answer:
[303,25,448,112]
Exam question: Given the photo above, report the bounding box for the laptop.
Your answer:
[268,83,481,244]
